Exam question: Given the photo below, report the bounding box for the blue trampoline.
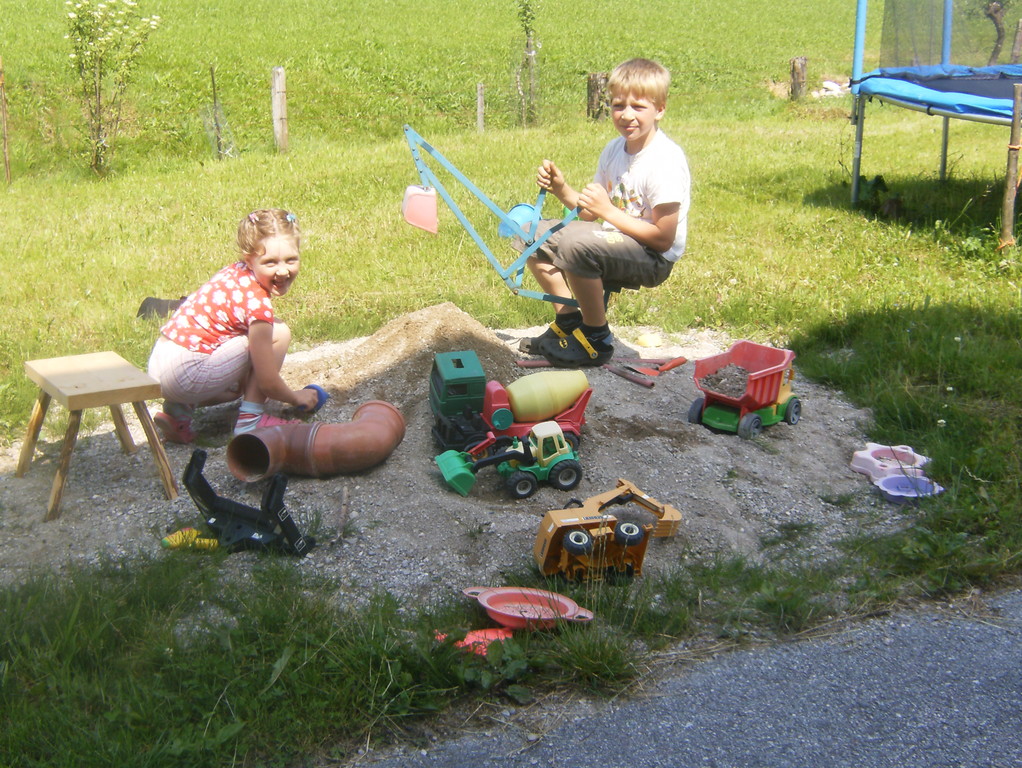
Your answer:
[850,0,1022,203]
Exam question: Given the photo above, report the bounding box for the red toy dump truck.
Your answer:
[533,479,682,581]
[688,340,799,439]
[430,350,592,451]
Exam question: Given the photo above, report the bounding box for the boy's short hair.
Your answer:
[608,58,671,108]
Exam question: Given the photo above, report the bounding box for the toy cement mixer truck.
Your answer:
[429,350,592,452]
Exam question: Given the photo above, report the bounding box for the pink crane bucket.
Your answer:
[402,185,438,234]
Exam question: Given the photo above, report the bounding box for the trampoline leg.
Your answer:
[851,95,866,205]
[940,117,950,181]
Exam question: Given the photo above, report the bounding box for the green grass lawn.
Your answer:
[1,0,1021,765]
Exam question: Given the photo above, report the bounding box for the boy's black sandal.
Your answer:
[518,314,581,355]
[539,328,614,368]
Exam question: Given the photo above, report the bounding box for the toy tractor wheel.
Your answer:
[687,397,705,425]
[563,528,593,555]
[506,470,539,499]
[548,459,583,491]
[784,397,802,425]
[614,521,645,547]
[737,413,763,439]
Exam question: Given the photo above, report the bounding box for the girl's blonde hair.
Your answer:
[237,209,301,256]
[608,58,671,109]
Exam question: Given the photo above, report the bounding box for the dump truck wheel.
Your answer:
[614,521,645,547]
[507,471,539,499]
[548,459,582,491]
[784,397,802,425]
[687,397,704,425]
[563,528,593,555]
[564,432,581,452]
[737,413,763,439]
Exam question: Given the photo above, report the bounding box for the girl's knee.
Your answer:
[272,321,292,346]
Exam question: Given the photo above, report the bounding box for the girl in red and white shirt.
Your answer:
[147,209,319,443]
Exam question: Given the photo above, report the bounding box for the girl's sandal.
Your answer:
[153,412,196,444]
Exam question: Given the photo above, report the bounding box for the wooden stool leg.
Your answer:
[132,401,179,500]
[109,404,137,454]
[16,390,51,478]
[46,409,82,522]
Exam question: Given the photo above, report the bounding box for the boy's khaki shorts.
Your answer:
[519,220,674,289]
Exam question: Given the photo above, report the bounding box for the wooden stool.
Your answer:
[15,351,179,521]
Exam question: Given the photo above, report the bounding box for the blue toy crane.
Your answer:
[402,124,580,307]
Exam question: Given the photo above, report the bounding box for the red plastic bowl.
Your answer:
[463,586,594,630]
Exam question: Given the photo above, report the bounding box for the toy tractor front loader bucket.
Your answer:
[436,440,532,496]
[436,450,478,496]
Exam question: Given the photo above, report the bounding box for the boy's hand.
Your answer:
[536,159,565,194]
[578,183,614,220]
[537,159,582,210]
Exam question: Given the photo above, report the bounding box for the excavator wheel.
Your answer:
[563,528,593,555]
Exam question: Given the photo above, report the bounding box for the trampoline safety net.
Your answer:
[881,0,1022,69]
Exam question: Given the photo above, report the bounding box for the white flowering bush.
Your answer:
[64,0,160,172]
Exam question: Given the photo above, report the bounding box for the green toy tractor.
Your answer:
[435,421,583,500]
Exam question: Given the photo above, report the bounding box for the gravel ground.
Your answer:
[0,302,904,606]
[2,302,994,767]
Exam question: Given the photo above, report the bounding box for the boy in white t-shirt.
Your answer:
[518,58,691,367]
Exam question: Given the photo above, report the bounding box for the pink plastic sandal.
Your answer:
[153,411,195,444]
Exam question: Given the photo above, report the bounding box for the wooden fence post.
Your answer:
[1,56,11,185]
[209,65,225,159]
[587,72,608,120]
[271,66,288,153]
[999,83,1022,249]
[790,56,807,100]
[477,83,484,133]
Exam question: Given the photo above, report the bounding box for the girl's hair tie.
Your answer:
[285,212,297,223]
[248,212,259,224]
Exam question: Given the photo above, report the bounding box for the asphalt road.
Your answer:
[358,589,1022,768]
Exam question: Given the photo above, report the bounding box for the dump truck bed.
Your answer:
[693,340,795,413]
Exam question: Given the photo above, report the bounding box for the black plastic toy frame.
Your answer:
[183,449,313,557]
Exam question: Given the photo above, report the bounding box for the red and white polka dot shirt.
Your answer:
[161,262,274,354]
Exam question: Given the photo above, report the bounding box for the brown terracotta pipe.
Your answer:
[226,400,406,482]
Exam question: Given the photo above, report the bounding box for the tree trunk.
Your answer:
[987,2,1006,65]
[587,72,609,119]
